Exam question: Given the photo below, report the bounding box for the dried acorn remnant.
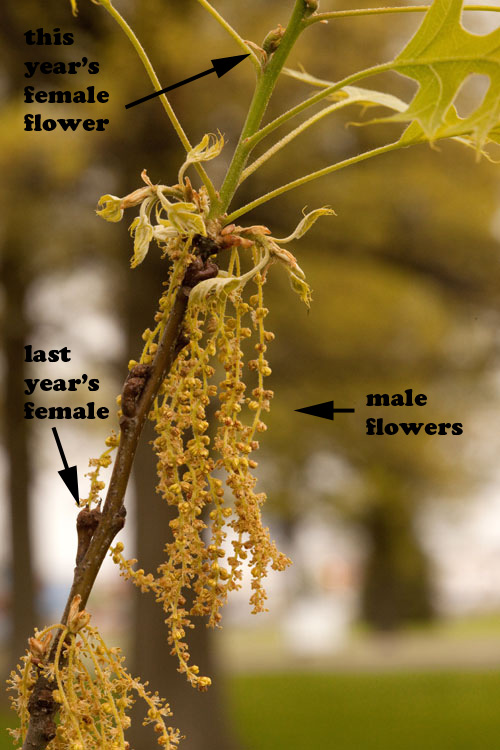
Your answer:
[75,507,102,565]
[122,364,151,417]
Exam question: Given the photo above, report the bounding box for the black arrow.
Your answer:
[125,54,250,110]
[295,400,355,421]
[52,427,79,505]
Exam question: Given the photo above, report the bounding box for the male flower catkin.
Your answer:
[95,139,333,689]
[8,597,180,750]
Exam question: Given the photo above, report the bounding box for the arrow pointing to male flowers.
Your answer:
[52,427,80,505]
[125,54,250,109]
[295,400,355,421]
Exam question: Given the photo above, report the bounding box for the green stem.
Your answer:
[308,4,500,24]
[248,63,392,148]
[240,90,402,183]
[101,1,217,202]
[214,0,314,217]
[226,140,407,222]
[195,0,261,72]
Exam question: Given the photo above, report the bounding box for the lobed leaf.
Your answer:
[383,0,500,149]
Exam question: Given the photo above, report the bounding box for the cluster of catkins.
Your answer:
[130,235,290,690]
[8,139,332,750]
[92,136,331,690]
[8,597,180,750]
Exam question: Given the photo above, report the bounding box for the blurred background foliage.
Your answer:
[1,1,500,748]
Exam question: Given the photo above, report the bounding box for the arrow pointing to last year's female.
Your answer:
[52,427,80,505]
[125,54,250,109]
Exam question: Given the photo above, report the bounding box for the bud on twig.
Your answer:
[262,24,285,55]
[305,0,319,12]
[76,507,102,565]
[67,595,91,633]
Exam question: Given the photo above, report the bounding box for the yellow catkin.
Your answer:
[8,616,180,750]
[93,173,303,690]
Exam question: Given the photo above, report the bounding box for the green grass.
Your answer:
[2,671,499,749]
[0,712,13,749]
[228,672,500,750]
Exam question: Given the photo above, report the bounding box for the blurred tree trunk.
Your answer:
[1,249,37,676]
[360,488,434,631]
[125,258,238,750]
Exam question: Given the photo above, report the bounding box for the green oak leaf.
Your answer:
[386,0,500,148]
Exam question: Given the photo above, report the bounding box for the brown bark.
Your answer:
[360,500,434,631]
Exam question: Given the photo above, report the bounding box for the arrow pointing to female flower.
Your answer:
[125,54,249,109]
[52,427,80,505]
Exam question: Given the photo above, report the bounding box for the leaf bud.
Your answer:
[262,24,285,55]
[305,0,319,12]
[67,594,91,633]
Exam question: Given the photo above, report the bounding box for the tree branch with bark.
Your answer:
[20,286,189,750]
